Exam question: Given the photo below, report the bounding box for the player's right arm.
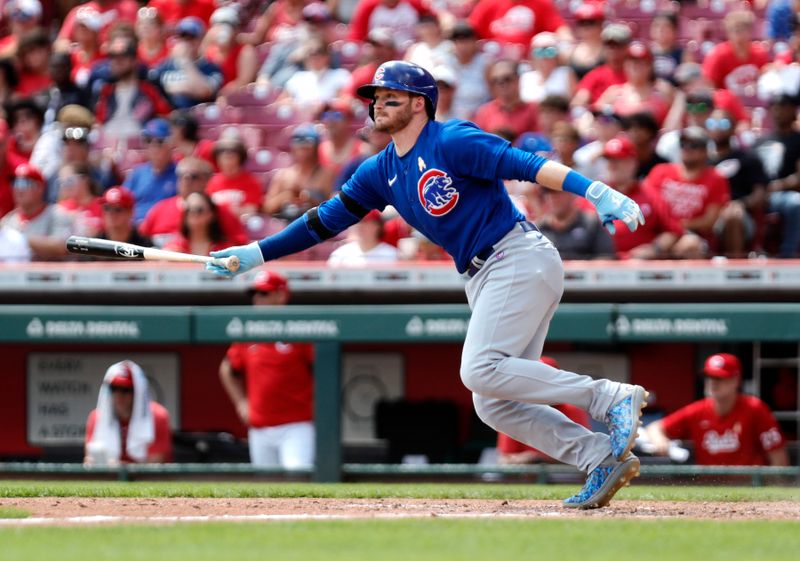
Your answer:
[219,356,250,426]
[207,158,386,276]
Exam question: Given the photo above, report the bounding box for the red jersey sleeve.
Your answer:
[226,343,247,372]
[659,400,705,440]
[701,45,726,89]
[347,0,378,41]
[148,402,173,462]
[751,399,785,453]
[468,1,493,40]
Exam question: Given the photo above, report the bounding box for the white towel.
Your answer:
[88,361,155,464]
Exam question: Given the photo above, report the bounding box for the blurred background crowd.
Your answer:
[1,0,800,265]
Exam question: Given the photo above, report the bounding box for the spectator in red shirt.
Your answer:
[702,10,770,98]
[0,0,43,58]
[203,6,258,98]
[348,0,436,50]
[68,6,105,88]
[566,2,605,80]
[643,126,731,245]
[13,28,51,96]
[57,0,139,48]
[135,6,170,68]
[207,131,263,218]
[345,27,398,102]
[56,161,103,238]
[601,134,702,259]
[96,186,152,246]
[496,356,591,464]
[572,23,631,109]
[239,0,307,45]
[473,59,539,138]
[468,0,571,54]
[139,156,248,248]
[219,270,315,469]
[0,120,26,218]
[317,100,366,178]
[147,0,215,27]
[169,110,215,168]
[163,190,235,255]
[85,360,173,465]
[4,97,43,164]
[645,353,788,466]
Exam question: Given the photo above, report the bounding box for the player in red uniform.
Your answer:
[219,270,315,468]
[84,360,173,465]
[645,353,788,466]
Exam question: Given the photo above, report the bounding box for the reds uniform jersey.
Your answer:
[226,342,314,429]
[660,394,785,466]
[642,163,730,230]
[85,401,173,463]
[333,120,527,273]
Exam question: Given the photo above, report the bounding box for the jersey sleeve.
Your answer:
[441,121,524,181]
[148,403,174,462]
[320,155,388,229]
[226,343,246,372]
[659,402,700,440]
[752,399,785,453]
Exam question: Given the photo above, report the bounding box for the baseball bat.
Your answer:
[65,236,240,273]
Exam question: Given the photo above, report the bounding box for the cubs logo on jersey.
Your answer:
[418,169,459,216]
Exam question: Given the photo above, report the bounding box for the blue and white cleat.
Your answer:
[606,385,649,460]
[563,454,641,509]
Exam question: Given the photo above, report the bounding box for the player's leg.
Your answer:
[277,421,315,469]
[248,426,280,467]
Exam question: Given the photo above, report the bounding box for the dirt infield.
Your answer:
[2,497,798,525]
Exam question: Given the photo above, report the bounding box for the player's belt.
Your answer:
[466,220,538,278]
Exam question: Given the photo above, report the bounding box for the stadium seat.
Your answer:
[225,83,281,107]
[245,148,292,173]
[191,103,243,126]
[246,103,313,127]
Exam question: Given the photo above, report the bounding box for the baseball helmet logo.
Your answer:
[418,169,459,216]
[374,66,385,81]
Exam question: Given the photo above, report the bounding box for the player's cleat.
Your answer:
[562,454,641,509]
[606,385,649,460]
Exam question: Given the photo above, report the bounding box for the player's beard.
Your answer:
[374,103,414,134]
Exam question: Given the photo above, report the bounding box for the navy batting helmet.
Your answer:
[356,60,438,121]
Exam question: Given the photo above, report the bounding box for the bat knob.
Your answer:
[227,255,240,272]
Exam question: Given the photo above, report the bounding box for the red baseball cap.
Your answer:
[107,362,135,389]
[627,41,653,62]
[602,135,637,160]
[540,355,560,369]
[575,3,604,21]
[703,353,741,379]
[102,186,135,209]
[14,163,44,183]
[250,270,288,294]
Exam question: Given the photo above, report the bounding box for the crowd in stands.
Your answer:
[2,0,800,264]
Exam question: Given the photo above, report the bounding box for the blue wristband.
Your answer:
[562,170,592,198]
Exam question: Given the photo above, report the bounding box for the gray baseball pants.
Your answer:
[461,225,628,473]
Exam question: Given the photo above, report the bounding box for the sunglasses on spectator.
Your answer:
[13,178,39,190]
[533,46,558,58]
[63,127,90,142]
[178,172,205,181]
[679,140,707,150]
[58,175,84,189]
[490,75,516,85]
[103,204,128,213]
[137,6,159,20]
[577,19,602,26]
[321,110,345,121]
[110,386,134,394]
[186,206,210,215]
[291,137,318,145]
[10,10,35,22]
[705,117,732,131]
[143,137,167,145]
[309,48,328,56]
[686,102,711,114]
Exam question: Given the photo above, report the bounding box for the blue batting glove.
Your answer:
[207,241,265,277]
[585,181,645,235]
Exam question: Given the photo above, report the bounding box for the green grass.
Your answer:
[0,507,28,519]
[0,481,799,502]
[1,519,799,561]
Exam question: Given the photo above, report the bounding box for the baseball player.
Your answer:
[208,61,649,509]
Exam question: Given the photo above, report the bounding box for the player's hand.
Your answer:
[207,242,264,277]
[585,181,645,235]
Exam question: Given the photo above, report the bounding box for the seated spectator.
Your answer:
[658,90,717,162]
[624,112,669,180]
[643,127,730,247]
[702,10,769,99]
[754,93,800,258]
[0,0,42,58]
[82,22,144,104]
[404,14,450,72]
[0,221,31,262]
[566,2,605,80]
[473,59,538,138]
[0,57,18,107]
[207,131,262,217]
[264,124,334,222]
[596,42,674,127]
[4,97,44,164]
[327,209,399,266]
[56,161,103,237]
[398,228,450,261]
[169,110,215,167]
[84,360,173,466]
[147,0,215,27]
[348,0,436,50]
[163,191,235,255]
[573,106,624,182]
[468,0,570,52]
[645,353,788,466]
[601,135,702,259]
[432,66,457,122]
[0,164,73,260]
[41,52,90,129]
[202,6,258,99]
[710,109,768,258]
[95,36,172,141]
[549,121,580,168]
[57,0,138,49]
[520,32,576,104]
[135,6,169,69]
[345,27,398,102]
[281,37,351,109]
[496,356,591,464]
[444,21,490,121]
[97,186,151,245]
[571,24,631,109]
[0,119,27,217]
[149,17,223,109]
[13,27,51,96]
[123,118,178,224]
[536,189,615,260]
[68,5,104,88]
[535,95,570,143]
[317,100,366,178]
[139,156,247,247]
[649,10,685,84]
[241,0,309,45]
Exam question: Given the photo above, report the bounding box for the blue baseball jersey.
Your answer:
[330,120,533,273]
